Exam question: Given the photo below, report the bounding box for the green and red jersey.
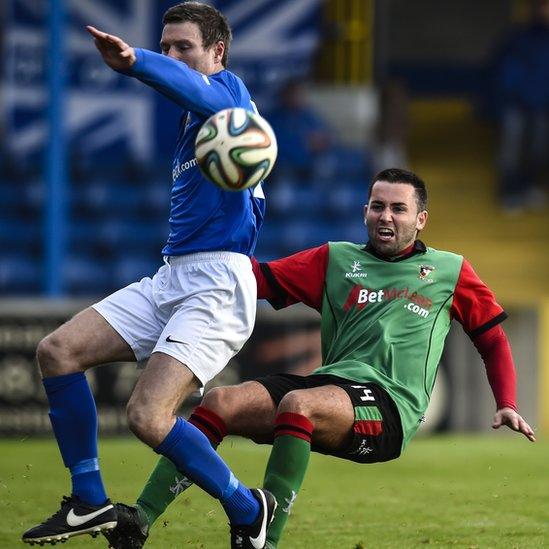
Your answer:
[252,241,514,449]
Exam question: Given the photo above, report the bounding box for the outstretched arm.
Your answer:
[86,26,136,71]
[452,259,535,442]
[86,26,243,115]
[471,326,535,442]
[474,328,536,442]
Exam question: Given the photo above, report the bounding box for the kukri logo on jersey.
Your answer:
[345,260,368,278]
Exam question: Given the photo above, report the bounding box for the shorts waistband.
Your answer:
[164,251,250,266]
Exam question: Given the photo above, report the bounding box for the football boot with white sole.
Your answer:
[22,495,116,545]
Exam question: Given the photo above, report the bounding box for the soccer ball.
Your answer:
[195,107,278,191]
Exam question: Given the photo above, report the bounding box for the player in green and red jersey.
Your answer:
[105,168,535,549]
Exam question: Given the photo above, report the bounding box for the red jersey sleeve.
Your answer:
[452,259,516,410]
[472,325,517,411]
[451,259,507,337]
[251,244,329,311]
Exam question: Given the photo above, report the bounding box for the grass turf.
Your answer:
[1,435,546,548]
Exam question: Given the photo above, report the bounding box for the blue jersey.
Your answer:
[127,49,265,257]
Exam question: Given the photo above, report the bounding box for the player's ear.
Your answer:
[363,204,368,226]
[416,209,428,231]
[213,40,225,64]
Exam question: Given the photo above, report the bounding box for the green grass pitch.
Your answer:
[1,435,547,548]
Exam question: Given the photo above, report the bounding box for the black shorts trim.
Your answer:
[255,373,403,464]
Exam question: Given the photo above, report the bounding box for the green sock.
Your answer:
[263,432,311,548]
[136,456,193,526]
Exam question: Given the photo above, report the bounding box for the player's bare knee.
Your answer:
[126,404,147,440]
[126,400,158,445]
[126,396,174,447]
[36,333,78,377]
[278,390,313,417]
[201,386,236,422]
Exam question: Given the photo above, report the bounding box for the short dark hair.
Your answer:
[163,2,232,67]
[368,168,428,212]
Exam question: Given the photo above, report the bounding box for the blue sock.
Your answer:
[155,417,259,525]
[43,372,108,505]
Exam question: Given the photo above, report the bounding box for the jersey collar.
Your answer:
[363,239,427,262]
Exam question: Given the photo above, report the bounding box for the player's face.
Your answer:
[160,22,224,75]
[364,181,428,257]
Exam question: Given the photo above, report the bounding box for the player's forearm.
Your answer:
[124,48,236,115]
[472,325,517,410]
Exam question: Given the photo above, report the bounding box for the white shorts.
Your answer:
[92,251,256,386]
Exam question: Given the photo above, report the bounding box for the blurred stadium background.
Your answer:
[0,0,547,445]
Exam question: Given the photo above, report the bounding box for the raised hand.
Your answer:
[492,407,536,442]
[86,25,136,71]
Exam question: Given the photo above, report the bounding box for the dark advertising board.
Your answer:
[0,300,320,435]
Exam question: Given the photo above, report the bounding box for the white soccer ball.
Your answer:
[195,107,278,191]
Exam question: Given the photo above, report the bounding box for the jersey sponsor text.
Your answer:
[172,157,198,182]
[347,284,433,313]
[357,289,384,304]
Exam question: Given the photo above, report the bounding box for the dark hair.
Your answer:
[368,168,428,212]
[163,2,232,67]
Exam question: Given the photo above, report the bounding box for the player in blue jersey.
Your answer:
[22,3,274,548]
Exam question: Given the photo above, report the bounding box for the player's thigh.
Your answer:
[280,385,355,450]
[202,381,277,440]
[153,258,256,387]
[40,307,135,371]
[92,272,170,365]
[315,381,403,463]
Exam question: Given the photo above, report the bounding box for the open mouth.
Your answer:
[377,227,395,241]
